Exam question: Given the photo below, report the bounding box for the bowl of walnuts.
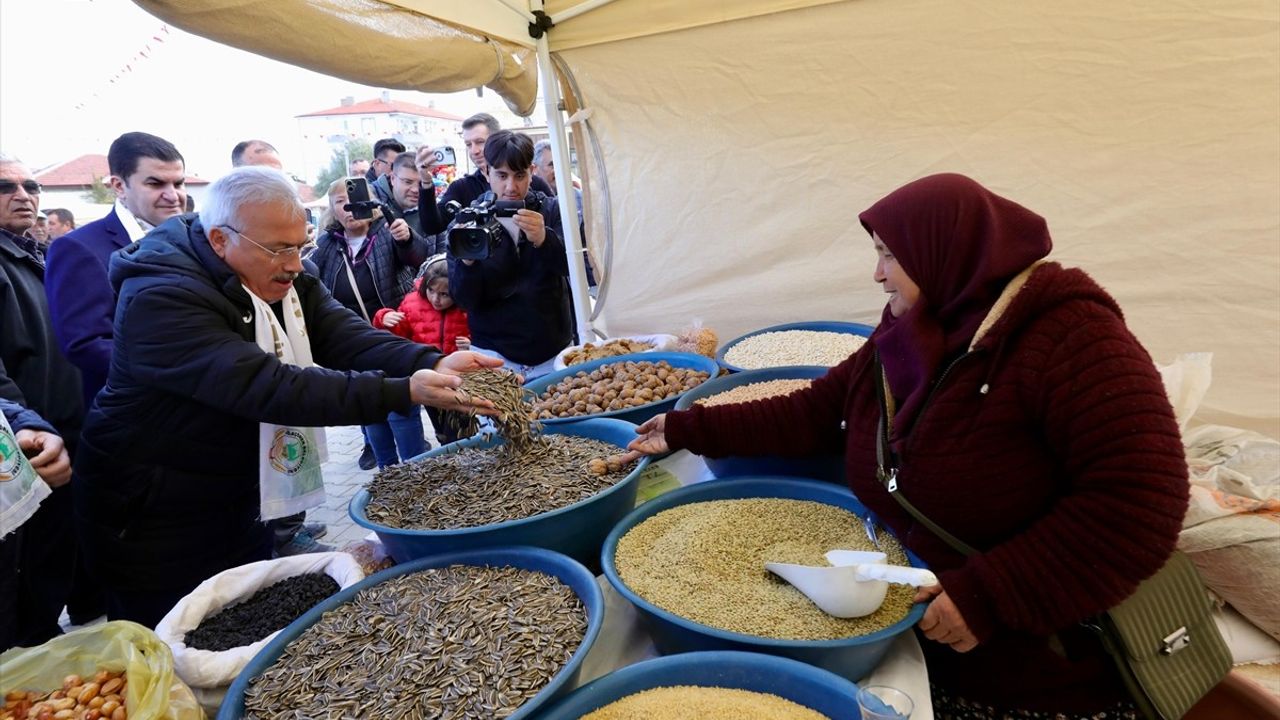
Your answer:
[526,352,719,426]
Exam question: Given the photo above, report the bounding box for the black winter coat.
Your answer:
[0,229,83,452]
[73,214,443,592]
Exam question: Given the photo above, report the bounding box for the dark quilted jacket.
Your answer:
[667,262,1189,714]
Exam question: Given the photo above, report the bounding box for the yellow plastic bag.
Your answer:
[0,621,204,720]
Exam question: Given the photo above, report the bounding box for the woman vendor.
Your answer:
[623,173,1189,719]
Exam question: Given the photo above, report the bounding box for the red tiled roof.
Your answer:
[297,98,464,121]
[34,154,210,187]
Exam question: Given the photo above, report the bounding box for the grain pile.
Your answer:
[365,435,635,530]
[724,331,866,369]
[580,686,830,719]
[533,360,710,419]
[693,379,813,408]
[243,565,587,720]
[615,499,913,640]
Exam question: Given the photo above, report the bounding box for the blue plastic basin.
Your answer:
[533,651,864,719]
[717,321,875,373]
[219,546,605,720]
[673,366,845,483]
[350,418,650,567]
[601,477,926,683]
[524,351,719,427]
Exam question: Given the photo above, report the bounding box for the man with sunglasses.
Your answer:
[0,152,85,648]
[72,166,504,626]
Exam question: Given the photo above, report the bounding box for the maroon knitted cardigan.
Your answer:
[666,262,1189,713]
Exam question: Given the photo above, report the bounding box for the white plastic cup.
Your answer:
[857,685,914,720]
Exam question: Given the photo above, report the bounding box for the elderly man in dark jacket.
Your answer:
[0,153,85,646]
[74,166,501,627]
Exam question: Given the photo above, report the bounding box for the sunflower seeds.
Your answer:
[243,565,587,720]
[365,435,634,530]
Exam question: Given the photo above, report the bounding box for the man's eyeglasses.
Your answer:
[223,226,303,261]
[0,180,41,196]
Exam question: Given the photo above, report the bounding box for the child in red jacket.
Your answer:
[374,256,471,443]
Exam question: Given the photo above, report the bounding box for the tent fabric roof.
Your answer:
[297,97,465,120]
[133,0,540,115]
[35,154,211,187]
[128,0,1280,435]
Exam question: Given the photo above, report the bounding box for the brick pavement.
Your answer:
[309,410,441,549]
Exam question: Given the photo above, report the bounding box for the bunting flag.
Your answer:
[74,24,171,110]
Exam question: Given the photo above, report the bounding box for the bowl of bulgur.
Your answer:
[716,321,875,374]
[535,650,864,719]
[601,477,927,682]
[673,367,845,483]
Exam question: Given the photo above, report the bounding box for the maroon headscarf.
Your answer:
[859,174,1052,441]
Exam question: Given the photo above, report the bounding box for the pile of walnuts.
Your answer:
[533,361,710,419]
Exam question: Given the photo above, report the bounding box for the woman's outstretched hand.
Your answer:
[615,414,670,464]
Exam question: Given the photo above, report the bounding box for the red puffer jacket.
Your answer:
[666,262,1189,715]
[373,278,470,354]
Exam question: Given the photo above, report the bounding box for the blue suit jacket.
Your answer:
[45,207,133,409]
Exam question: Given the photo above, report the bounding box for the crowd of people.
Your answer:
[0,111,592,643]
[2,113,1198,718]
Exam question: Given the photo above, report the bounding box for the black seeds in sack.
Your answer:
[184,572,340,651]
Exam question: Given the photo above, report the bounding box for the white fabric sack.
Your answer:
[155,552,364,690]
[554,333,678,370]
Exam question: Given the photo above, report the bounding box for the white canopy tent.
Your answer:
[135,0,1280,435]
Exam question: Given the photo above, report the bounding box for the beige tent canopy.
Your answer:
[135,0,1280,435]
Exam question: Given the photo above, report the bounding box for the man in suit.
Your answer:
[45,132,187,410]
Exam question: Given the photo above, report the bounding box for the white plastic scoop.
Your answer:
[765,550,939,618]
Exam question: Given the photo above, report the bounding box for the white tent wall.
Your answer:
[565,0,1280,435]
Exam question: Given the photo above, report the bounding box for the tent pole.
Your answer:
[536,33,595,343]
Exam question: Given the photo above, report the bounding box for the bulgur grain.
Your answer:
[580,686,831,719]
[724,331,866,369]
[694,379,813,407]
[615,499,913,640]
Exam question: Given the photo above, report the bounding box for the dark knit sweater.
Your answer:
[666,262,1189,713]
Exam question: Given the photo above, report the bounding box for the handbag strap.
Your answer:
[873,354,979,557]
[341,252,371,323]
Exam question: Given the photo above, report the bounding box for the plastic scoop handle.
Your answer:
[852,563,938,587]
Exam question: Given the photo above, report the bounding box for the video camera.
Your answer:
[445,195,541,261]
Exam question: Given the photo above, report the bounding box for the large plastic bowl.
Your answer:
[534,651,864,719]
[350,418,650,568]
[717,320,875,373]
[602,477,926,682]
[524,351,719,427]
[673,366,844,483]
[219,546,604,720]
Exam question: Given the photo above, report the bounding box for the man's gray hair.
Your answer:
[533,140,552,161]
[200,166,304,232]
[0,152,22,165]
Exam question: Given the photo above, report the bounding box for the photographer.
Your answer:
[416,113,553,236]
[447,131,572,381]
[372,152,443,256]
